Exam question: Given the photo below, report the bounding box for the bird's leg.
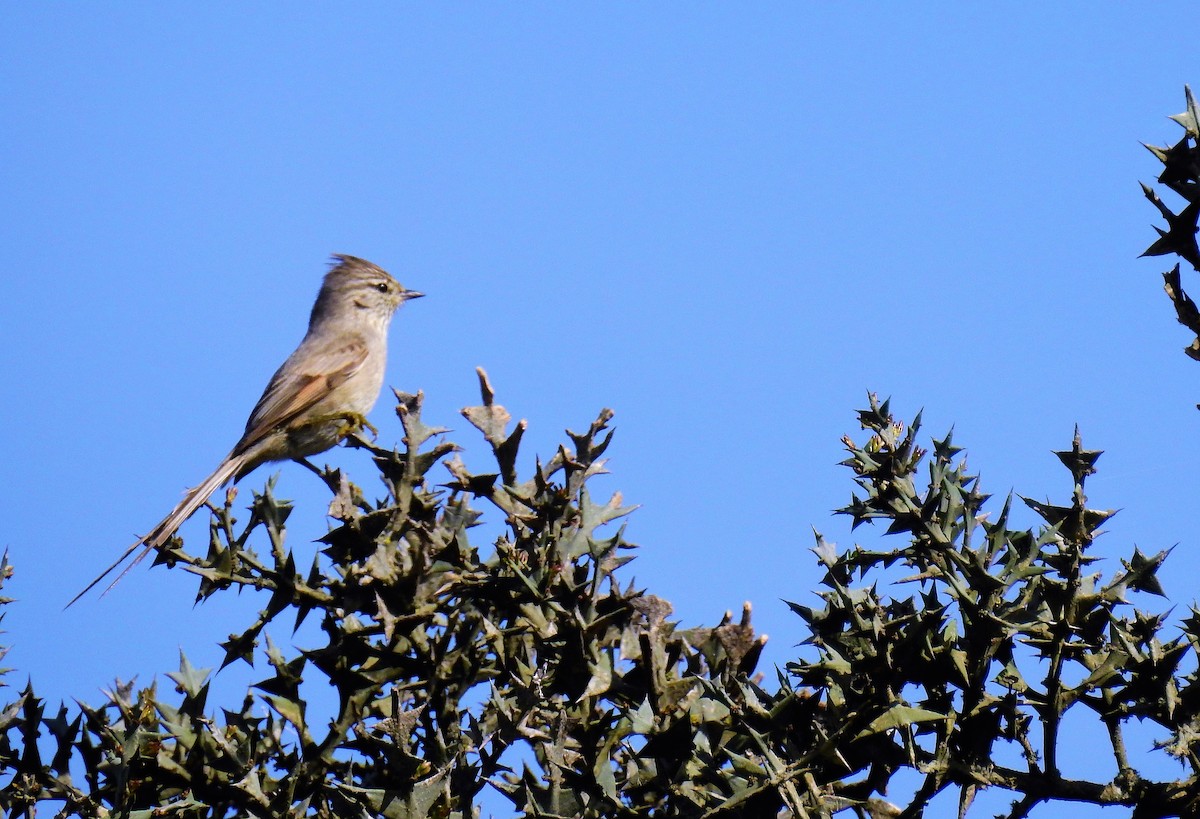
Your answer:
[304,411,379,441]
[340,411,378,440]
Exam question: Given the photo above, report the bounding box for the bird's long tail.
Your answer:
[66,452,248,608]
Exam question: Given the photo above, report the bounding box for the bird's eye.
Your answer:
[376,282,389,293]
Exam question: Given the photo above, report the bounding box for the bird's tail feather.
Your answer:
[65,453,246,608]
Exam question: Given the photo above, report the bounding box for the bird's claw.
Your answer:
[336,412,378,441]
[300,411,378,441]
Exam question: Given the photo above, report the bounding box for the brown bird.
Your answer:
[67,254,423,606]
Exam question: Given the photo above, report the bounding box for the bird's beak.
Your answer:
[401,289,425,301]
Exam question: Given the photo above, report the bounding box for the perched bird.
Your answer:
[67,254,423,606]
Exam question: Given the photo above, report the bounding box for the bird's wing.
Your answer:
[234,336,369,454]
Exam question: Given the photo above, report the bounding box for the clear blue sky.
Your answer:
[2,6,1197,815]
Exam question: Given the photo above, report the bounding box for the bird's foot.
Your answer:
[335,411,378,440]
[300,411,378,443]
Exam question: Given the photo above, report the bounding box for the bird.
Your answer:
[67,254,423,607]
